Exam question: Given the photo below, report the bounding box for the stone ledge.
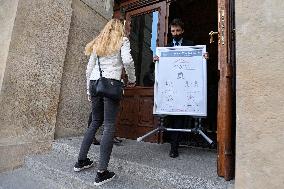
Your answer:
[0,168,64,189]
[0,140,52,172]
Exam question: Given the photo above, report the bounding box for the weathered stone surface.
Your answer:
[54,0,110,138]
[0,141,51,172]
[0,137,234,189]
[0,0,72,171]
[81,0,114,20]
[0,167,63,189]
[51,137,234,189]
[235,0,284,188]
[0,0,19,91]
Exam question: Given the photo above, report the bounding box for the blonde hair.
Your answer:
[85,19,125,57]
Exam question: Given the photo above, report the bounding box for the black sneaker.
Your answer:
[94,170,115,186]
[73,158,94,172]
[113,137,123,146]
[113,137,122,143]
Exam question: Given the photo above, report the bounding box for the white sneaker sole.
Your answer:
[73,162,94,172]
[94,174,116,186]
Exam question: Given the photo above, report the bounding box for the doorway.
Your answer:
[166,0,219,148]
[114,0,235,180]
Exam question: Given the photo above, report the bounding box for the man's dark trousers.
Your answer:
[167,39,194,155]
[168,115,186,151]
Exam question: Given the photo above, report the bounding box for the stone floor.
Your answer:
[0,137,234,189]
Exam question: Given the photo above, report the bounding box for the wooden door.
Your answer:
[217,0,235,181]
[114,0,235,180]
[114,0,167,142]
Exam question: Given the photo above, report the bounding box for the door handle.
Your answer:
[209,31,219,44]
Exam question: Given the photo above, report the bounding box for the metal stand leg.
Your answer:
[137,117,214,146]
[194,118,214,145]
[137,117,166,142]
[198,130,213,144]
[137,128,161,142]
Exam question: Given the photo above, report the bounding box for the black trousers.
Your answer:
[78,80,120,171]
[167,115,187,150]
[87,111,93,127]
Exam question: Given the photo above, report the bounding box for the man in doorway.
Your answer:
[154,18,208,158]
[166,18,194,47]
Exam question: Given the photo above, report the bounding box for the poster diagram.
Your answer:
[153,45,207,116]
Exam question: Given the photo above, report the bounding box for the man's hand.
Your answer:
[203,52,209,60]
[153,55,159,62]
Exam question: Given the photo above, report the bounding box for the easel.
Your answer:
[137,115,214,146]
[140,46,213,146]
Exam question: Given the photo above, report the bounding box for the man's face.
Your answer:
[170,25,184,41]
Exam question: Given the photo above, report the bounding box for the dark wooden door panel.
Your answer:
[119,96,138,125]
[114,1,166,143]
[138,97,155,127]
[116,87,159,143]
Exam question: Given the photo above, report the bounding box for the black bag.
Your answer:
[94,56,123,101]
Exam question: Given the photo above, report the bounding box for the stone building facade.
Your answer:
[0,0,113,172]
[0,0,283,188]
[235,0,284,188]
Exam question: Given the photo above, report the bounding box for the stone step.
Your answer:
[0,168,65,189]
[50,137,234,189]
[0,137,234,189]
[25,150,168,189]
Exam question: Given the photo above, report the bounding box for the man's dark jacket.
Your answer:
[167,39,194,47]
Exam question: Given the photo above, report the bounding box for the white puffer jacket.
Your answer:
[86,37,136,95]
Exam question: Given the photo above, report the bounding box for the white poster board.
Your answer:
[153,45,207,116]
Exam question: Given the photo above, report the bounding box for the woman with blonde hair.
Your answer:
[74,19,136,186]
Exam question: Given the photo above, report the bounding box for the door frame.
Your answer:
[113,0,235,181]
[124,1,167,47]
[216,0,235,180]
[114,0,167,143]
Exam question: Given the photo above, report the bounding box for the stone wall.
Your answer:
[0,0,19,92]
[235,0,284,188]
[0,0,113,172]
[54,0,111,138]
[0,0,73,172]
